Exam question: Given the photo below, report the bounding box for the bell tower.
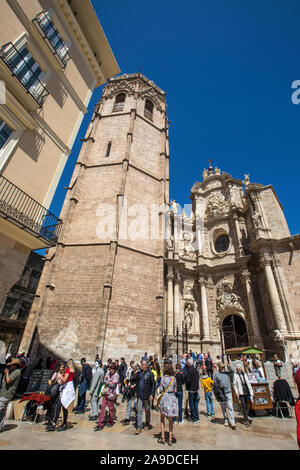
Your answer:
[20,73,170,362]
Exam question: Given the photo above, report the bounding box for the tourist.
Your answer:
[201,371,215,418]
[141,352,148,362]
[135,359,155,435]
[174,363,184,424]
[179,354,186,371]
[126,361,134,383]
[182,357,190,420]
[185,358,200,423]
[47,359,76,432]
[252,359,265,378]
[89,360,104,421]
[46,357,52,369]
[213,362,236,430]
[121,362,139,425]
[157,362,178,446]
[197,351,203,370]
[294,367,300,449]
[0,357,24,432]
[74,358,92,414]
[46,361,65,426]
[232,365,253,427]
[150,360,161,410]
[94,363,119,431]
[49,358,57,371]
[273,354,283,379]
[119,357,127,394]
[33,358,43,370]
[205,352,214,378]
[104,359,112,374]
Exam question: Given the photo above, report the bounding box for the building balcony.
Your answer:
[0,175,62,249]
[0,42,49,109]
[32,11,71,69]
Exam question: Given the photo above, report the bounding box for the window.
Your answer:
[0,42,48,105]
[214,234,230,253]
[105,141,112,158]
[33,11,70,67]
[0,118,13,150]
[144,99,153,120]
[112,93,125,112]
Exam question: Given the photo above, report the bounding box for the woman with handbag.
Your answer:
[94,363,119,431]
[158,362,178,446]
[47,359,75,432]
[46,361,65,426]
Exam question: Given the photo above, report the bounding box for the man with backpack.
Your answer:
[74,358,92,414]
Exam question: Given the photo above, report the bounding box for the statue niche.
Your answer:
[182,283,198,332]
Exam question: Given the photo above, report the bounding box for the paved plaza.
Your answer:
[0,391,298,451]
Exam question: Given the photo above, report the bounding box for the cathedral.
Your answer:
[19,73,300,363]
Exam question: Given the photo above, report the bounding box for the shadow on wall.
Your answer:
[18,128,46,163]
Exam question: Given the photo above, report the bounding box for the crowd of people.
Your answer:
[0,346,300,449]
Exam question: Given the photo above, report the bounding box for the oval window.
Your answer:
[214,234,230,253]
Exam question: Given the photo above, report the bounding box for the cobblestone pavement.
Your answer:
[0,394,298,451]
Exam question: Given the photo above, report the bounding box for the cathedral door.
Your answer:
[222,314,249,350]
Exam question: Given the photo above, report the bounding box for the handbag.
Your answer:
[157,376,175,407]
[45,382,60,398]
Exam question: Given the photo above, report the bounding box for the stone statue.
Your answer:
[170,200,178,214]
[243,174,250,187]
[202,168,208,180]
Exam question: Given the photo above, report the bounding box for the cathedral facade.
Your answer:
[19,74,300,363]
[164,164,300,360]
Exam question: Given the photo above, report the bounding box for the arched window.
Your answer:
[144,99,153,120]
[112,93,126,112]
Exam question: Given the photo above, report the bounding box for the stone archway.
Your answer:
[222,314,249,350]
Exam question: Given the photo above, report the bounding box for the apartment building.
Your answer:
[0,0,120,305]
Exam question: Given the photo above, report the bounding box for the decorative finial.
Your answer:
[208,159,214,175]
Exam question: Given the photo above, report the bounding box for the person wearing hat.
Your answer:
[0,357,25,432]
[89,360,104,421]
[213,361,236,430]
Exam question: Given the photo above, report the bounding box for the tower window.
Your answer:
[105,141,111,158]
[144,99,153,120]
[112,93,126,112]
[214,234,230,253]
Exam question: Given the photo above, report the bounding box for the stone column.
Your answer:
[199,277,210,341]
[173,269,181,335]
[241,269,263,345]
[166,269,174,336]
[261,255,287,332]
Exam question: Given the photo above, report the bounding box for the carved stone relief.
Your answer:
[216,277,245,318]
[206,192,230,221]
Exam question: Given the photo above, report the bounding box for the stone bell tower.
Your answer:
[20,73,170,362]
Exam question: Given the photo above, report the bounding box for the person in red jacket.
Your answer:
[294,367,300,450]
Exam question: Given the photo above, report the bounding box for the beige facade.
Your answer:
[165,165,300,361]
[0,0,119,305]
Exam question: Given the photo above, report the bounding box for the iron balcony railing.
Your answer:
[0,175,62,245]
[33,11,71,68]
[0,42,49,107]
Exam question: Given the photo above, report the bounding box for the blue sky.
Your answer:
[49,0,300,235]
